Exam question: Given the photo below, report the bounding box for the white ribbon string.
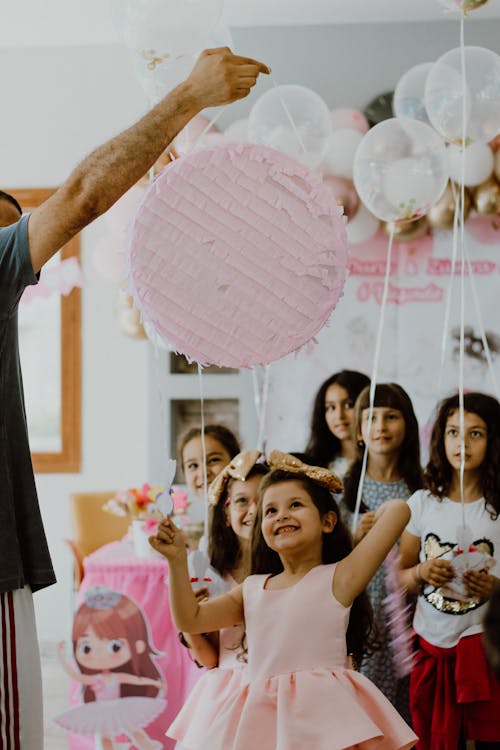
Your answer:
[186,108,226,152]
[436,187,460,398]
[197,363,209,533]
[458,14,467,523]
[351,224,396,532]
[256,364,271,453]
[270,75,308,156]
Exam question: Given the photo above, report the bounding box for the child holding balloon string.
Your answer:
[399,392,500,750]
[150,450,418,750]
[342,383,423,722]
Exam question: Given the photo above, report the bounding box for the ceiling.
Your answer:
[0,0,498,48]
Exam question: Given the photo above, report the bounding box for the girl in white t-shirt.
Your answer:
[399,392,500,750]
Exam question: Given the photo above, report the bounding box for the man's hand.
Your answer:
[185,47,269,108]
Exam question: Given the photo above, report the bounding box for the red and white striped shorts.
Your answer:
[0,587,43,750]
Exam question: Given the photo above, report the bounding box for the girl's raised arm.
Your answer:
[334,499,411,606]
[150,519,244,634]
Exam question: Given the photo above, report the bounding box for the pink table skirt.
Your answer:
[64,540,201,750]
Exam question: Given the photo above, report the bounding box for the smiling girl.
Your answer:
[178,424,240,499]
[151,451,417,750]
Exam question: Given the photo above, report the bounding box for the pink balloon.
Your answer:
[466,216,500,245]
[330,107,369,134]
[93,184,146,282]
[127,144,348,367]
[322,174,360,221]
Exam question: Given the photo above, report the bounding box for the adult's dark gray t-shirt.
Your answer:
[0,215,56,592]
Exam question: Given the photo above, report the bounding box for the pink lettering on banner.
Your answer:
[356,282,444,305]
[426,258,497,276]
[349,259,398,276]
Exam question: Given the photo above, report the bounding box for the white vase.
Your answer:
[131,518,153,558]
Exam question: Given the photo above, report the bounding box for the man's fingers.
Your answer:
[229,55,270,74]
[201,47,269,74]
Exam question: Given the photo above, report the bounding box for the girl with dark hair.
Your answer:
[342,382,423,720]
[304,370,370,477]
[151,452,417,750]
[399,392,500,750]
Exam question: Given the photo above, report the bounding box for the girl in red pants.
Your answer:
[399,392,500,750]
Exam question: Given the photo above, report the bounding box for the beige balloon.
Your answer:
[383,215,429,242]
[117,290,147,339]
[427,182,471,230]
[472,177,500,216]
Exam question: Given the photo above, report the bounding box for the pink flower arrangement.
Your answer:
[102,483,164,520]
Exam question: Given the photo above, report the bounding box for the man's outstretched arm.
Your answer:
[28,48,269,272]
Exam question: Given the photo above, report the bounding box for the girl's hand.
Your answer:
[463,570,497,599]
[420,558,455,587]
[353,512,376,544]
[149,518,187,561]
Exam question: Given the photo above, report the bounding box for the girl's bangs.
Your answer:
[360,385,403,412]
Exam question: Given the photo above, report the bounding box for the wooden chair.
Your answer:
[66,491,130,587]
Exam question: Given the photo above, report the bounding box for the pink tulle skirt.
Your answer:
[168,667,417,750]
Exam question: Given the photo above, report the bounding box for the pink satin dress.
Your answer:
[168,563,418,750]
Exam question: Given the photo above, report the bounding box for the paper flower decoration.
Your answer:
[127,143,348,368]
[102,484,165,520]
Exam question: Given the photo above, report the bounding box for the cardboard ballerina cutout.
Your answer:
[55,586,167,750]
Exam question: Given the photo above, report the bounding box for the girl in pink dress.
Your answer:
[151,450,418,750]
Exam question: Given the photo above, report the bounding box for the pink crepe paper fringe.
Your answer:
[383,546,415,678]
[125,143,348,368]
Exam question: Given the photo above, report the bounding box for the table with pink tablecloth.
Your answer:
[66,539,200,750]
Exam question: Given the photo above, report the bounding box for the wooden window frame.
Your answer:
[12,188,82,473]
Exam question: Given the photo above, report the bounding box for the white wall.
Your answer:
[2,18,499,642]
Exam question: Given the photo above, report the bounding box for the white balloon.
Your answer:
[124,0,223,60]
[133,53,195,104]
[353,117,449,222]
[447,142,494,186]
[346,203,380,245]
[248,85,331,170]
[393,62,434,125]
[322,129,364,179]
[206,24,234,49]
[383,157,440,210]
[224,118,250,143]
[425,46,500,145]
